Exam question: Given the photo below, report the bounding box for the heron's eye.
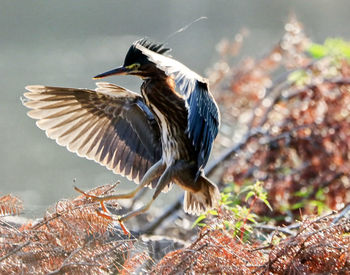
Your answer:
[126,63,140,70]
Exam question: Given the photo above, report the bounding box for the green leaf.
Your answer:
[239,188,250,196]
[247,216,257,223]
[315,188,325,200]
[325,38,350,58]
[261,198,273,211]
[288,69,309,86]
[208,209,218,215]
[244,225,253,233]
[294,188,310,198]
[245,191,256,202]
[308,38,350,60]
[224,220,232,230]
[308,43,328,59]
[310,200,324,207]
[291,201,305,210]
[192,214,206,228]
[235,220,243,229]
[310,200,328,215]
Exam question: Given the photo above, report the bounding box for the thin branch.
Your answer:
[282,77,350,101]
[254,224,296,236]
[332,204,350,224]
[0,241,30,262]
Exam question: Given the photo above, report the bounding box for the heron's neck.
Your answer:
[141,78,187,127]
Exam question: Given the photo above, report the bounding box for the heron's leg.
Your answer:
[75,160,165,208]
[118,164,174,222]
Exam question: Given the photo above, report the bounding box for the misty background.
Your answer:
[1,0,350,217]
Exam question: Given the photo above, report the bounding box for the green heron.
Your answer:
[23,39,220,222]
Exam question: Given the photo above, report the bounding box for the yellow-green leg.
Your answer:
[75,160,165,207]
[118,164,174,222]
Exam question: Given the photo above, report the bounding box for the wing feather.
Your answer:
[23,82,162,184]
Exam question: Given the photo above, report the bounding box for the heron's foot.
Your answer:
[95,210,130,236]
[74,186,154,235]
[75,186,136,236]
[117,200,154,223]
[74,186,109,212]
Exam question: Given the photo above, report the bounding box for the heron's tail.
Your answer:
[183,176,220,215]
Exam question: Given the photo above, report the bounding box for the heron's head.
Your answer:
[93,39,171,79]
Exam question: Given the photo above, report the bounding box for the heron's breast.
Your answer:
[141,79,192,165]
[150,104,180,166]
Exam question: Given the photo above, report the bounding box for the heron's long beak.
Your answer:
[93,66,129,79]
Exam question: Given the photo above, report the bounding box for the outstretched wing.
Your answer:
[137,43,220,168]
[23,82,162,184]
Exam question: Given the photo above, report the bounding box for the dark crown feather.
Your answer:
[135,38,171,55]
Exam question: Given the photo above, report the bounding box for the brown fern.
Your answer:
[0,185,144,274]
[153,211,350,274]
[0,194,23,216]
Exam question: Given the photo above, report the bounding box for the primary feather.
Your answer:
[24,82,162,187]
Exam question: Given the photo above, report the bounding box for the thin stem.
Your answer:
[240,195,258,242]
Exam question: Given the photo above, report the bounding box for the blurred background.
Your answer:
[2,0,350,217]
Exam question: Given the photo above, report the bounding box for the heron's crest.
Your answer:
[123,39,171,67]
[135,38,171,55]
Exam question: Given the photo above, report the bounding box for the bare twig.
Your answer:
[0,241,30,262]
[254,224,296,236]
[332,204,350,224]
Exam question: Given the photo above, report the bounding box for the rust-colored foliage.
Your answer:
[0,185,140,274]
[153,213,350,274]
[121,251,150,275]
[263,215,350,274]
[151,16,350,273]
[152,224,265,274]
[0,194,23,216]
[210,16,350,221]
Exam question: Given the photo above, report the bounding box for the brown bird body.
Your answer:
[23,39,220,220]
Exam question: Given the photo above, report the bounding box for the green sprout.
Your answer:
[193,180,272,242]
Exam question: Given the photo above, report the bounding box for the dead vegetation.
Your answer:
[0,185,139,274]
[153,211,350,274]
[210,15,350,222]
[154,15,350,274]
[0,194,23,216]
[1,16,350,274]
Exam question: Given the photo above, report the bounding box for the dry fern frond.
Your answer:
[121,251,150,274]
[152,222,265,274]
[262,215,350,274]
[0,185,145,274]
[0,194,23,216]
[153,212,350,274]
[209,15,350,222]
